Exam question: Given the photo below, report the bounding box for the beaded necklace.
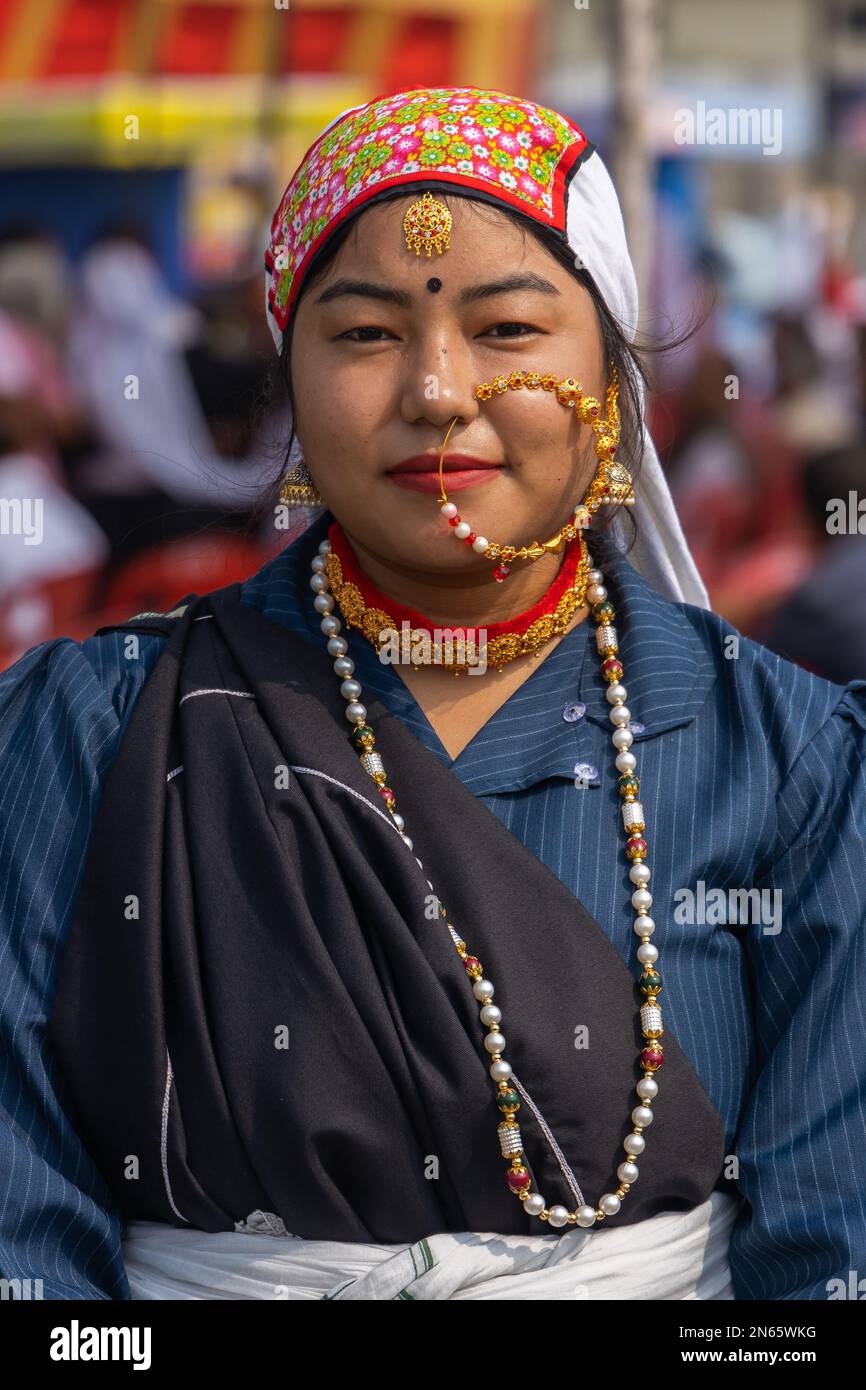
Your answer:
[308,534,663,1231]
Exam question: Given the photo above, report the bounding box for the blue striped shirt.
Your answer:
[2,508,865,1300]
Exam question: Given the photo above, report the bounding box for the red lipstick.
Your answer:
[387,453,504,494]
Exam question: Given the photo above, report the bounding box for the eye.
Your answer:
[482,322,540,338]
[337,326,396,342]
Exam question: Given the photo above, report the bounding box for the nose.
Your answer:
[399,332,481,433]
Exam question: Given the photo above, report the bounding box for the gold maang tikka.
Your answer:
[436,365,633,581]
[403,190,453,256]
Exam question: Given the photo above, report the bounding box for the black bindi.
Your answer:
[426,277,443,293]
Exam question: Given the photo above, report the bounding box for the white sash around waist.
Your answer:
[122,1190,743,1301]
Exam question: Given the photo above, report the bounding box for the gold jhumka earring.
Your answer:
[279,457,325,509]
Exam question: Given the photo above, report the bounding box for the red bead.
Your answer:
[463,955,482,975]
[506,1168,531,1193]
[492,563,511,582]
[464,532,476,545]
[448,516,461,527]
[602,657,623,679]
[641,1048,664,1070]
[377,785,394,802]
[626,836,648,860]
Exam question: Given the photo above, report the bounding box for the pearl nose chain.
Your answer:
[435,365,632,581]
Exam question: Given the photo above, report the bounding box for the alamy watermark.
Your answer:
[827,1270,866,1299]
[1,1276,43,1299]
[674,880,783,934]
[0,497,43,545]
[50,1320,151,1368]
[826,491,866,534]
[673,101,782,156]
[377,621,488,675]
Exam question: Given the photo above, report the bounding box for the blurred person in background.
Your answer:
[768,312,860,458]
[652,344,812,629]
[184,266,292,530]
[0,228,110,654]
[856,322,866,435]
[655,345,758,575]
[0,222,72,340]
[0,224,92,474]
[760,444,866,683]
[66,229,275,569]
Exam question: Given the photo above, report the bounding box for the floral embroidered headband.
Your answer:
[263,85,596,347]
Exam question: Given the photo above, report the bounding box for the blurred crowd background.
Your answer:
[1,0,865,682]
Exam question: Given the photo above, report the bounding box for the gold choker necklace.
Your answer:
[323,523,591,675]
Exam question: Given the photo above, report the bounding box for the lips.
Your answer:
[388,453,503,473]
[387,454,504,494]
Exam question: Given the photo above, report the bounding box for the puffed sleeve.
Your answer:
[728,679,866,1300]
[0,630,164,1299]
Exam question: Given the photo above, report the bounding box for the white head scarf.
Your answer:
[269,100,710,610]
[564,149,710,608]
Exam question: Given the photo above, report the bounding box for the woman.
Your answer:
[1,87,864,1302]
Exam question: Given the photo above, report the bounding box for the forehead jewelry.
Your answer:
[403,190,452,257]
[437,365,633,581]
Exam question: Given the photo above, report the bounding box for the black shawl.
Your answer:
[47,573,727,1242]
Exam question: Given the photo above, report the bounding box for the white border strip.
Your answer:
[179,688,255,706]
[160,1051,190,1223]
[288,765,406,836]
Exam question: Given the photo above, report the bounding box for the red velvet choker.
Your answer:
[322,521,591,673]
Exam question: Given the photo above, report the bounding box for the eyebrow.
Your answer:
[313,272,562,308]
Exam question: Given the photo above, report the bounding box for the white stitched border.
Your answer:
[509,1072,586,1207]
[161,1051,190,1223]
[179,688,255,706]
[164,761,402,840]
[288,765,405,836]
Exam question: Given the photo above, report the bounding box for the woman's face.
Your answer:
[289,195,605,574]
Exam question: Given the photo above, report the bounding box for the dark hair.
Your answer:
[252,187,709,548]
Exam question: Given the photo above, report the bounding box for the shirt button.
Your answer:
[629,721,646,735]
[562,701,586,722]
[573,761,599,785]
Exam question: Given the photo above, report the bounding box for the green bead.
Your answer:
[593,600,615,624]
[640,971,662,995]
[617,774,640,799]
[350,724,375,748]
[497,1089,521,1113]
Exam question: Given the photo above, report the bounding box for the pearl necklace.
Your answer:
[309,536,663,1230]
